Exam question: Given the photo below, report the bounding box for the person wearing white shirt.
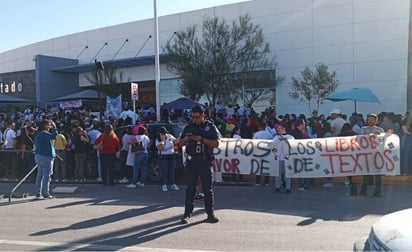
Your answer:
[253,121,273,185]
[125,108,139,125]
[87,123,102,182]
[156,127,179,192]
[3,121,17,179]
[330,109,346,136]
[126,126,150,188]
[226,105,235,117]
[273,124,294,193]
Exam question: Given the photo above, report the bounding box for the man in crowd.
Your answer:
[2,121,17,179]
[253,120,273,186]
[330,109,346,136]
[359,113,385,197]
[34,119,57,199]
[290,118,311,191]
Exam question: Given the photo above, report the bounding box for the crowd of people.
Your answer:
[0,103,411,195]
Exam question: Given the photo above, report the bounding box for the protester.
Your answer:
[156,126,179,192]
[87,122,102,182]
[34,119,57,199]
[273,124,294,193]
[53,128,67,182]
[94,124,120,186]
[126,126,150,188]
[253,120,273,186]
[3,121,17,179]
[230,126,244,183]
[119,127,135,183]
[359,113,385,197]
[290,118,311,191]
[71,126,90,182]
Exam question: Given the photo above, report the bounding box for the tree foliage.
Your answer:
[85,63,129,97]
[165,14,278,106]
[288,63,338,114]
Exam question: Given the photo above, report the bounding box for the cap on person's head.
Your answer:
[330,109,341,115]
[159,126,168,134]
[367,113,378,118]
[191,104,205,113]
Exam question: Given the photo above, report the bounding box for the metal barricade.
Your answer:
[0,149,67,204]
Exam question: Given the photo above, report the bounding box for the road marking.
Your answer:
[0,238,220,252]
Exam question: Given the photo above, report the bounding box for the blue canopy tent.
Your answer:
[0,93,32,104]
[161,97,203,110]
[325,87,381,112]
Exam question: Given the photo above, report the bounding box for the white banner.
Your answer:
[210,134,400,178]
[131,82,138,100]
[59,100,82,109]
[106,95,122,118]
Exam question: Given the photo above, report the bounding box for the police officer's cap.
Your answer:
[192,104,205,113]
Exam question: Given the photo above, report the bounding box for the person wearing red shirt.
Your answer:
[95,124,120,186]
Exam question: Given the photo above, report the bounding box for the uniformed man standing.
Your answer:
[179,105,220,224]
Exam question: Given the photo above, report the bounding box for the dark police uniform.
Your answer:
[181,119,220,219]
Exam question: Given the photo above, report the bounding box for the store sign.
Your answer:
[0,81,23,93]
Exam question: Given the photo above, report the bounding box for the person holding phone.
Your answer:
[156,126,179,192]
[179,105,220,224]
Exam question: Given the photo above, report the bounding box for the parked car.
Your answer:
[354,208,412,251]
[115,122,185,183]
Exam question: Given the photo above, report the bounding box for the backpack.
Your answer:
[131,141,144,153]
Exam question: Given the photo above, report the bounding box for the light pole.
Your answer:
[94,59,104,120]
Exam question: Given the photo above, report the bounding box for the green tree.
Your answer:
[165,14,278,107]
[289,63,338,114]
[85,63,129,98]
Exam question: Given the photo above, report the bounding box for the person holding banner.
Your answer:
[179,105,220,224]
[273,124,294,193]
[359,113,385,197]
[290,118,311,191]
[253,120,273,186]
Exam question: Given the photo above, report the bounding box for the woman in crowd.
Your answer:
[118,127,135,183]
[71,126,90,182]
[156,126,179,192]
[94,124,120,186]
[126,126,150,188]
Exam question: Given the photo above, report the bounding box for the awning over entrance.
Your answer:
[0,93,32,103]
[50,89,106,102]
[51,55,172,74]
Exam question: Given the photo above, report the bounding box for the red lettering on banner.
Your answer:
[358,136,369,149]
[374,152,385,170]
[339,138,350,151]
[213,158,240,173]
[338,155,351,174]
[368,135,379,149]
[350,137,361,151]
[384,149,395,171]
[351,153,372,173]
[321,152,373,174]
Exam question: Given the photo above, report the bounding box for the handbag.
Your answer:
[93,141,103,150]
[131,141,145,153]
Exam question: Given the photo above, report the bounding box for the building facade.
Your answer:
[0,0,410,116]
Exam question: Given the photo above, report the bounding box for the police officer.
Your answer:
[179,104,220,224]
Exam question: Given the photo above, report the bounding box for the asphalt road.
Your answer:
[1,180,412,251]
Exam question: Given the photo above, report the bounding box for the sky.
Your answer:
[0,0,249,53]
